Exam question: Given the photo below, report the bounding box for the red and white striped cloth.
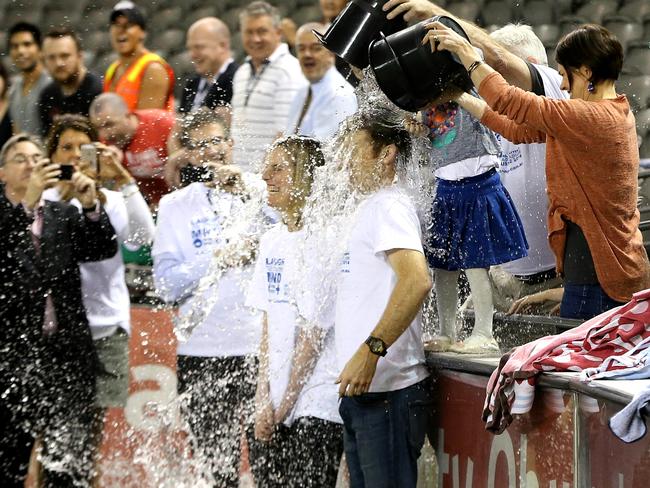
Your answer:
[483,289,650,434]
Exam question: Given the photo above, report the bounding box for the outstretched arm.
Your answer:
[383,0,533,90]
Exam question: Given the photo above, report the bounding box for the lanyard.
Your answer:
[244,53,287,107]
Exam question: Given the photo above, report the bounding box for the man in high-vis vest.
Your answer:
[104,1,175,112]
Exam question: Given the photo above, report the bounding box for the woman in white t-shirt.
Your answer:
[247,136,343,487]
[45,114,154,406]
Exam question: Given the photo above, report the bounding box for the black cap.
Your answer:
[110,1,146,30]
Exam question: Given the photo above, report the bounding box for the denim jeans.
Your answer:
[339,377,434,488]
[560,283,624,321]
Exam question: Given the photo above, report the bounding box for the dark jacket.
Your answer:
[178,60,239,113]
[0,193,117,425]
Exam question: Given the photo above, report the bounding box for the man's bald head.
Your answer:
[295,22,334,83]
[187,17,232,78]
[89,93,136,148]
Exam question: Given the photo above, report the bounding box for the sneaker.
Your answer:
[424,335,452,352]
[448,335,500,355]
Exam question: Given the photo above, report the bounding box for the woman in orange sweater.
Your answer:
[423,22,650,320]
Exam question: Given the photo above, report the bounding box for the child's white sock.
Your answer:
[435,269,459,341]
[465,267,494,339]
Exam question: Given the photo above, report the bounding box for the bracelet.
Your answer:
[467,60,483,76]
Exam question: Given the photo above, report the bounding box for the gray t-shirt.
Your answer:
[422,98,499,170]
[9,70,51,136]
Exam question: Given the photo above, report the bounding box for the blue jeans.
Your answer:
[339,377,434,488]
[560,283,624,320]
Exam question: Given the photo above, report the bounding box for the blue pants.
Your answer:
[560,283,624,320]
[339,378,434,488]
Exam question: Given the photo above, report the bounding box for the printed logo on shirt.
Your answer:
[495,134,523,174]
[265,256,289,303]
[190,215,223,252]
[125,149,165,178]
[341,252,350,274]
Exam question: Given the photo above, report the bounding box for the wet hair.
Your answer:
[179,108,230,148]
[0,59,10,99]
[0,133,43,167]
[556,24,624,85]
[269,135,325,202]
[240,1,282,28]
[8,22,42,49]
[44,27,83,53]
[45,114,98,158]
[355,111,412,160]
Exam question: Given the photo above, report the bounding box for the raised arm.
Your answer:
[383,0,533,90]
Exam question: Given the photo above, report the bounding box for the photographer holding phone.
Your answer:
[0,133,117,486]
[43,114,155,410]
[153,108,273,486]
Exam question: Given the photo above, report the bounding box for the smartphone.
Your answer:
[58,164,74,180]
[80,144,98,172]
[180,165,214,186]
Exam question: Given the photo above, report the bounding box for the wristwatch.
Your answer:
[365,336,388,357]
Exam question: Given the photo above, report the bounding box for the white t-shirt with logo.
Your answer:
[153,182,263,357]
[497,64,568,276]
[247,224,341,425]
[336,186,430,393]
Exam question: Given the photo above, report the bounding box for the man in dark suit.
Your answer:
[179,17,239,113]
[0,133,117,486]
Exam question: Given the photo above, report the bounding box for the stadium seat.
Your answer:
[625,46,650,76]
[150,7,184,34]
[292,5,322,26]
[575,0,618,24]
[76,9,112,34]
[481,1,514,27]
[447,2,481,23]
[92,51,117,76]
[558,16,587,37]
[43,10,82,29]
[231,31,245,61]
[636,107,650,138]
[619,0,650,20]
[619,75,650,111]
[532,24,560,47]
[603,17,644,51]
[82,31,112,56]
[150,30,185,55]
[641,134,650,159]
[521,1,555,25]
[4,9,44,28]
[182,8,219,31]
[222,8,242,32]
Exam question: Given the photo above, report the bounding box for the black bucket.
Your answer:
[368,15,473,112]
[313,0,407,69]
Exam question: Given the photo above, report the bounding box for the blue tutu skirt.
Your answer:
[425,169,529,271]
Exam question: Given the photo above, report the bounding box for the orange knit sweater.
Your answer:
[479,71,650,302]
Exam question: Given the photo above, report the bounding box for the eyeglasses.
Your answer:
[6,154,42,165]
[186,137,227,150]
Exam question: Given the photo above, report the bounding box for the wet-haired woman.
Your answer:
[426,22,650,319]
[247,136,343,487]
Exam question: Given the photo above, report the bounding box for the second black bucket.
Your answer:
[313,0,407,69]
[369,15,474,112]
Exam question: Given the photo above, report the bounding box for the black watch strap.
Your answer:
[365,336,388,357]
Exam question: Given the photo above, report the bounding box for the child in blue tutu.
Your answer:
[407,93,528,353]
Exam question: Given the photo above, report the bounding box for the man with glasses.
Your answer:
[0,134,116,485]
[153,108,272,486]
[89,92,178,206]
